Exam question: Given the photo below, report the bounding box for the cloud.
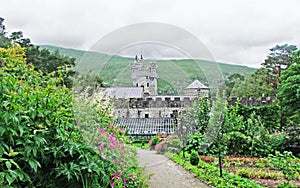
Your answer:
[1,0,300,68]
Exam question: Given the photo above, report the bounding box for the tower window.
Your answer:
[147,83,149,87]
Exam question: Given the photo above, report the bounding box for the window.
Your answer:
[145,114,149,118]
[147,83,149,87]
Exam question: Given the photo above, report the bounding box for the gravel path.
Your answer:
[137,148,210,188]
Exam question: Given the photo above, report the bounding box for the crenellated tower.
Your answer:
[131,55,158,96]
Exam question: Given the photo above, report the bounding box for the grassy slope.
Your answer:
[40,45,256,94]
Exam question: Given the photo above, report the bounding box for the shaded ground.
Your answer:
[137,148,210,188]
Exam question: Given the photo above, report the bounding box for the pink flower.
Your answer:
[110,144,114,149]
[86,133,90,137]
[120,145,125,151]
[118,170,122,174]
[130,174,135,179]
[123,178,126,184]
[113,173,118,178]
[99,128,106,134]
[99,145,104,151]
[111,181,115,187]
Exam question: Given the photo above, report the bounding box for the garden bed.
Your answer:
[200,155,300,188]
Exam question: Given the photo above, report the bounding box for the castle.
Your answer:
[103,55,276,137]
[103,55,210,137]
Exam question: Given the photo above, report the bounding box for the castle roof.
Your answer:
[103,87,143,99]
[115,118,176,135]
[185,79,209,89]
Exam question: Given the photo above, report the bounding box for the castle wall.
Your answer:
[113,96,277,119]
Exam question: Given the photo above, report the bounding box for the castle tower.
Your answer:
[131,55,158,96]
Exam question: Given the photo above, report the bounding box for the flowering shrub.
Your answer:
[76,91,148,188]
[0,47,115,187]
[155,140,167,153]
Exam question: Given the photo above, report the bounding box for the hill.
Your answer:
[40,45,256,94]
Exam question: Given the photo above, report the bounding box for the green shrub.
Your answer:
[151,136,161,146]
[190,150,199,166]
[166,136,182,154]
[0,47,116,187]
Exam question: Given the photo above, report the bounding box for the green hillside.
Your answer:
[40,45,256,94]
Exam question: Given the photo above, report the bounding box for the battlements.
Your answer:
[114,95,277,109]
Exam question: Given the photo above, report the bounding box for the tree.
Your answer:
[277,54,300,126]
[231,68,275,97]
[262,44,297,87]
[0,17,11,48]
[0,17,76,88]
[224,73,244,96]
[26,46,76,88]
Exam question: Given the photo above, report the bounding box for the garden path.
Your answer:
[136,148,210,188]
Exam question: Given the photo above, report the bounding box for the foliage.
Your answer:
[236,103,281,133]
[224,73,245,97]
[277,181,297,188]
[277,61,300,126]
[262,44,297,75]
[74,89,148,188]
[231,68,276,97]
[0,47,147,187]
[150,136,161,147]
[190,150,199,166]
[267,151,300,181]
[0,47,114,187]
[0,17,76,88]
[184,133,203,154]
[165,135,182,154]
[26,46,76,88]
[235,168,284,179]
[166,153,263,188]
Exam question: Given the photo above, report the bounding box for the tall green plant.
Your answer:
[0,47,116,187]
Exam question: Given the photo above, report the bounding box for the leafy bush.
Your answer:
[190,150,199,166]
[0,47,115,187]
[165,135,182,154]
[267,151,300,180]
[184,133,203,153]
[0,47,148,187]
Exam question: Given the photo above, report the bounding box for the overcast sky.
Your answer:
[1,0,300,67]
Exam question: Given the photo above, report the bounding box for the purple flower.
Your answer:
[123,178,126,184]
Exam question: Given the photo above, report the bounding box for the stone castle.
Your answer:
[103,55,209,120]
[101,55,209,137]
[104,55,275,137]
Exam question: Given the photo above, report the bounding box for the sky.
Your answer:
[1,0,300,68]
